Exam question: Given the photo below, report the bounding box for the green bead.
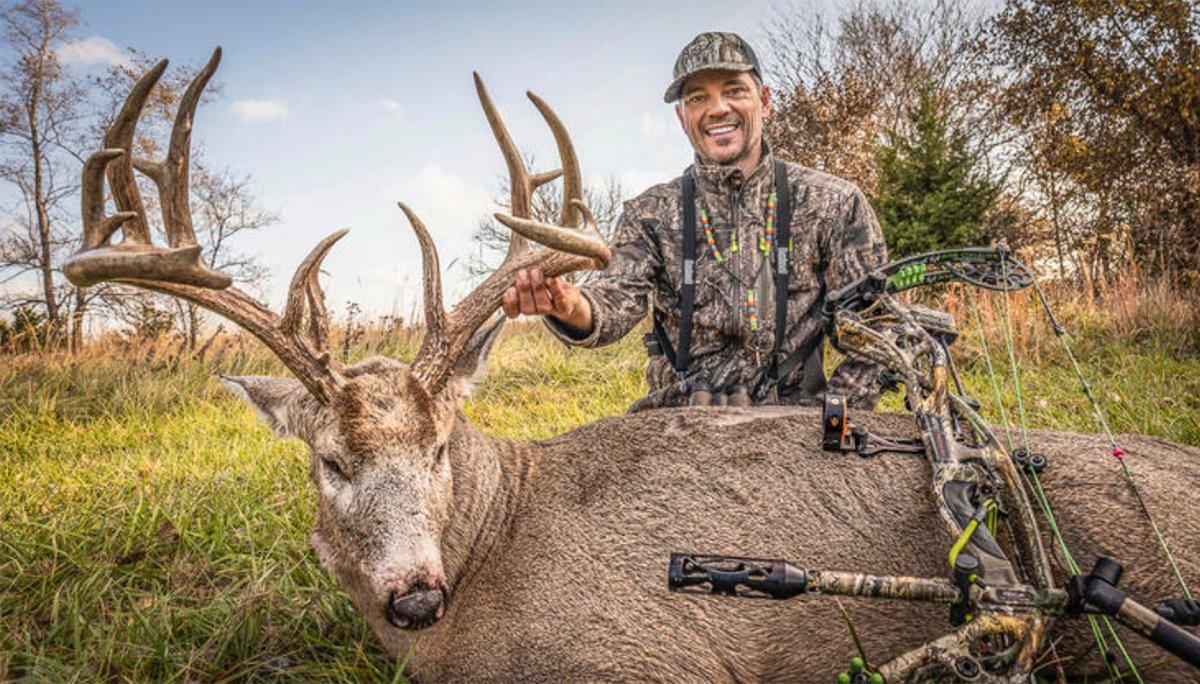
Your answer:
[836,672,851,684]
[869,674,884,684]
[850,657,864,672]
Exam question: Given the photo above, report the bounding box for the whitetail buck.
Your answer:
[66,49,1199,682]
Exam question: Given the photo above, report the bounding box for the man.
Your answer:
[503,32,887,410]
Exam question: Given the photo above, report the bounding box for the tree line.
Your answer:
[764,0,1198,288]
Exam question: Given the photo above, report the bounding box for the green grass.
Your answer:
[1,312,1196,681]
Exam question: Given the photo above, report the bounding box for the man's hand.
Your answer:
[503,268,593,335]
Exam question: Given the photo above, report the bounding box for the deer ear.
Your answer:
[219,375,311,439]
[450,317,505,398]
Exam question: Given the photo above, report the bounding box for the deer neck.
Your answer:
[439,411,533,593]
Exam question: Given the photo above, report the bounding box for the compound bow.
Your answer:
[667,247,1199,682]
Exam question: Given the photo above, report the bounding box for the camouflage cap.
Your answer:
[664,32,761,103]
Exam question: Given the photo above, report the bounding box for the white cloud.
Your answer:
[377,98,404,117]
[56,36,131,67]
[640,110,671,140]
[231,99,289,123]
[396,165,492,235]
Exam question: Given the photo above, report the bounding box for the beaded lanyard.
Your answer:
[698,191,777,332]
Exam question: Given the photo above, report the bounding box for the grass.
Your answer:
[1,284,1197,681]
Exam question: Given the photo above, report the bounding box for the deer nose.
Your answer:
[386,586,446,629]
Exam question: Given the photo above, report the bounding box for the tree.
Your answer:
[870,87,1000,258]
[0,0,87,346]
[990,0,1200,284]
[763,0,1004,194]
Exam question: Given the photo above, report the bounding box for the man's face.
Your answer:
[675,69,770,168]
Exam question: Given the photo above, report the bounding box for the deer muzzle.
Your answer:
[387,584,447,630]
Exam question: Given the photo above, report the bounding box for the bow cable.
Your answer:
[967,267,1140,682]
[1029,280,1194,603]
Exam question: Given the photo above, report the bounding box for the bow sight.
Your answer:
[666,247,1200,681]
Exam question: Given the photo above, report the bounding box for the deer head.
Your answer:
[64,48,609,635]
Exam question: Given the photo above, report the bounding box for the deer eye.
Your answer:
[323,457,348,480]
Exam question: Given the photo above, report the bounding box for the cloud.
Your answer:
[56,36,130,67]
[377,98,404,117]
[640,110,671,140]
[397,165,492,233]
[231,99,289,123]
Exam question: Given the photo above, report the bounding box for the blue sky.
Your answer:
[13,1,829,320]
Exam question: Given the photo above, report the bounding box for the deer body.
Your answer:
[361,404,1198,682]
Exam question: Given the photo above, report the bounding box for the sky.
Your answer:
[2,0,838,323]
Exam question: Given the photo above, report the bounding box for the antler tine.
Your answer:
[81,149,138,252]
[133,46,222,249]
[526,91,582,229]
[103,58,168,246]
[475,72,567,261]
[398,199,461,394]
[281,228,347,336]
[396,202,449,349]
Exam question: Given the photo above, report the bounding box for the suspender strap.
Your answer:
[771,159,793,365]
[676,170,698,375]
[659,162,809,396]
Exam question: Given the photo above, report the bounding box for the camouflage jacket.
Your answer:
[547,142,888,410]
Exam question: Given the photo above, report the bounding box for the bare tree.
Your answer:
[0,0,87,347]
[470,153,623,284]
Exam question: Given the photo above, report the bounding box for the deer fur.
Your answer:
[223,323,1200,683]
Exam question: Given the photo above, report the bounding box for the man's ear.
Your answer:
[761,83,771,118]
[450,316,505,398]
[219,375,310,438]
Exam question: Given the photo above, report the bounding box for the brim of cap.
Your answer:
[663,63,757,103]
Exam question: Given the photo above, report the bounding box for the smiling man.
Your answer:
[504,32,888,410]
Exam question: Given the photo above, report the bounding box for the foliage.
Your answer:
[763,0,1001,194]
[870,87,1000,257]
[989,0,1200,284]
[0,304,52,351]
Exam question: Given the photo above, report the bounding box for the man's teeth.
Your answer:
[707,124,737,135]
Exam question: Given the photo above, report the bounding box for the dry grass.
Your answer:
[1,282,1197,681]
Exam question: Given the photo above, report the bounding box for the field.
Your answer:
[2,283,1198,682]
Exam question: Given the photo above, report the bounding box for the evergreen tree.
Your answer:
[870,88,999,258]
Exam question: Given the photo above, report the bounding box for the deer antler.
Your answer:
[399,73,610,395]
[63,47,346,404]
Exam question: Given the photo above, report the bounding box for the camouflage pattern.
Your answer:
[546,142,889,410]
[663,32,761,103]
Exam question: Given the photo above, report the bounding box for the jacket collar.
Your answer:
[691,139,774,192]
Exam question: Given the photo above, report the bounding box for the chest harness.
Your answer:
[646,159,826,404]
